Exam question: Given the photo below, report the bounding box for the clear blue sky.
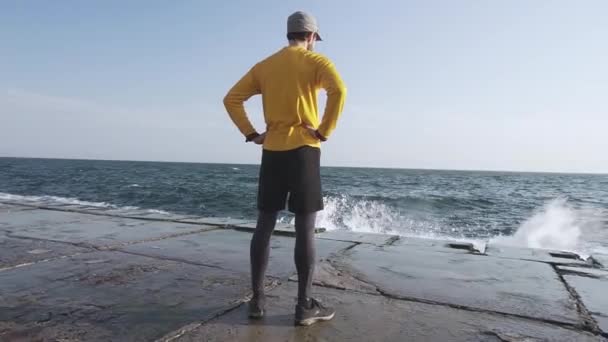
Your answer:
[1,0,607,173]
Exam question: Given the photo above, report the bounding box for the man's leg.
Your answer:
[249,149,287,318]
[294,212,316,306]
[288,147,335,325]
[250,210,278,302]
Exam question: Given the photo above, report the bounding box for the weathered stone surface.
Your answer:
[175,217,255,227]
[317,229,398,245]
[331,243,579,325]
[0,203,36,214]
[485,243,590,266]
[119,229,353,278]
[288,260,378,293]
[8,219,216,248]
[392,236,486,254]
[591,254,608,269]
[0,209,102,232]
[0,233,91,269]
[560,266,608,334]
[0,251,251,342]
[113,211,198,222]
[174,282,602,342]
[232,222,325,236]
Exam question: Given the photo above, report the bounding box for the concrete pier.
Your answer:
[1,201,606,341]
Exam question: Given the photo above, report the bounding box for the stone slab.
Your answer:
[8,218,216,248]
[175,217,255,227]
[0,251,251,341]
[174,282,602,342]
[118,212,198,222]
[393,236,487,254]
[0,209,105,233]
[560,266,608,334]
[591,254,608,269]
[0,233,91,270]
[233,222,326,236]
[0,203,36,214]
[317,230,398,246]
[119,229,353,278]
[331,243,579,325]
[485,243,590,266]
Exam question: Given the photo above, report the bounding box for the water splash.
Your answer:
[490,198,592,253]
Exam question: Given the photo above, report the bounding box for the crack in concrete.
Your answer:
[6,234,101,250]
[322,257,604,337]
[0,251,93,272]
[115,250,226,270]
[480,330,543,342]
[381,235,400,247]
[100,226,222,250]
[551,264,602,335]
[157,280,282,342]
[558,268,603,279]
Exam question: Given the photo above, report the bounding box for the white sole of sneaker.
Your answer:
[295,312,335,326]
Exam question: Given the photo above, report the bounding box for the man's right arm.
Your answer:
[316,58,347,140]
[223,67,261,142]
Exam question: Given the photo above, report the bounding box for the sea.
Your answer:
[1,157,607,258]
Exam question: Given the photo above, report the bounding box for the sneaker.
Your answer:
[248,297,265,319]
[294,298,335,326]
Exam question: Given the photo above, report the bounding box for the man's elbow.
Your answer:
[223,94,233,109]
[328,85,347,100]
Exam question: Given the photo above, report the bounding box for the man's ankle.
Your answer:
[297,297,310,308]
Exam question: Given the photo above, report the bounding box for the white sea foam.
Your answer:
[308,195,605,256]
[490,198,604,257]
[0,192,160,215]
[2,191,605,256]
[0,192,117,208]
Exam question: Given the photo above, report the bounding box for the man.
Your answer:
[223,11,346,326]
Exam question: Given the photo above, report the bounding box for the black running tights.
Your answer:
[250,211,316,306]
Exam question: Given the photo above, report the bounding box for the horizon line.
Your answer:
[1,155,606,176]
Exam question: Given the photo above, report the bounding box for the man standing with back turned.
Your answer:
[223,11,346,326]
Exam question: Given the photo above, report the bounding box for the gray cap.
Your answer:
[287,11,322,41]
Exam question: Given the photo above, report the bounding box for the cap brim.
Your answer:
[315,32,323,41]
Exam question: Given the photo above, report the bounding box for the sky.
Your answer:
[1,1,607,173]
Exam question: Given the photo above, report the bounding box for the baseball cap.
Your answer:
[287,11,323,41]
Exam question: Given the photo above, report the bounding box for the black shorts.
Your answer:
[257,146,323,214]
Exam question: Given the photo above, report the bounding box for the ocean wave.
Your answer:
[0,192,157,215]
[2,191,605,257]
[0,192,118,208]
[325,193,497,211]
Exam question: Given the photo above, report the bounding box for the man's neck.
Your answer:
[288,41,308,49]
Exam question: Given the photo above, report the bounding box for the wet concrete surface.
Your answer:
[174,282,603,342]
[559,266,608,334]
[119,229,353,278]
[592,254,608,268]
[7,218,217,249]
[331,243,580,325]
[0,232,91,269]
[485,243,591,267]
[0,251,252,342]
[1,203,607,341]
[317,230,398,246]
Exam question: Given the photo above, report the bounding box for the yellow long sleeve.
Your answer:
[224,46,346,151]
[223,68,260,137]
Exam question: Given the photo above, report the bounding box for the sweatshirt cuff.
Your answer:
[245,132,260,142]
[315,130,327,142]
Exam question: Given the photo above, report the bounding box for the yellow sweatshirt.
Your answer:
[223,46,347,151]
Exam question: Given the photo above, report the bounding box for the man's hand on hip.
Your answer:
[252,132,266,145]
[302,124,327,142]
